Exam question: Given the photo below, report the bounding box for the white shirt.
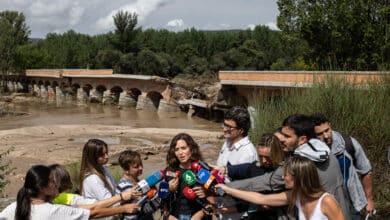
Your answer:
[82,166,116,201]
[216,136,258,167]
[296,193,330,220]
[0,202,90,220]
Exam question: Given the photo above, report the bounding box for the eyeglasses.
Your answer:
[222,123,238,131]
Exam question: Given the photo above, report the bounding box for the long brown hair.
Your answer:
[166,133,203,171]
[257,133,285,169]
[284,156,324,213]
[79,139,113,195]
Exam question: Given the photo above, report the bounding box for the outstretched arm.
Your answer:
[78,188,141,209]
[89,203,139,218]
[216,184,289,206]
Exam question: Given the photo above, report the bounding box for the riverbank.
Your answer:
[0,94,223,198]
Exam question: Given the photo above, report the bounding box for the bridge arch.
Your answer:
[147,91,163,108]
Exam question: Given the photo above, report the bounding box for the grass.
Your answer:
[248,73,390,217]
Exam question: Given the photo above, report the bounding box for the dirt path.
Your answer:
[0,124,223,197]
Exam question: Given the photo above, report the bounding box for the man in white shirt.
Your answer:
[217,106,258,172]
[216,106,258,220]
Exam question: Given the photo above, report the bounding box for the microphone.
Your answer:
[165,170,180,179]
[211,169,225,183]
[158,181,170,199]
[137,187,157,205]
[198,160,211,171]
[181,170,198,186]
[197,168,226,196]
[135,170,164,194]
[183,186,213,213]
[191,161,202,173]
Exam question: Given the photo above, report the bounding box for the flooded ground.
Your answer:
[0,99,223,197]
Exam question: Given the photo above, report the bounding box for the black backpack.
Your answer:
[341,133,357,167]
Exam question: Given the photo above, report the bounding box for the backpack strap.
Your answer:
[341,133,357,167]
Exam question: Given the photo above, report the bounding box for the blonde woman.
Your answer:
[216,156,345,220]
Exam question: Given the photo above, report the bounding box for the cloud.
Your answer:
[166,19,184,28]
[265,22,279,31]
[95,0,172,32]
[247,24,256,30]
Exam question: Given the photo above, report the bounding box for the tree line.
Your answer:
[0,0,389,90]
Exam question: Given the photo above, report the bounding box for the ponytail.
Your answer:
[16,187,31,220]
[15,165,51,220]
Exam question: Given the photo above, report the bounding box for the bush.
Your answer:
[249,74,390,213]
[0,148,13,196]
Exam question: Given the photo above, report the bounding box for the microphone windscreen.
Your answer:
[145,170,164,187]
[182,186,197,200]
[197,168,210,184]
[182,170,197,186]
[191,161,202,172]
[158,181,169,199]
[211,169,225,183]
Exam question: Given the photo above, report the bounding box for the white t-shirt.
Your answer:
[82,166,116,220]
[82,166,116,200]
[0,202,90,220]
[216,136,258,167]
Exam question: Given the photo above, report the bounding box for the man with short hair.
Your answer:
[278,114,351,219]
[216,106,258,173]
[311,113,375,219]
[216,106,258,220]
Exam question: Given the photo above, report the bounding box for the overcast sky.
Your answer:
[1,0,279,38]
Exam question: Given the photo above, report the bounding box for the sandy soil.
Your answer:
[0,124,224,198]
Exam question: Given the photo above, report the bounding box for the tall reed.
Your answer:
[249,73,390,212]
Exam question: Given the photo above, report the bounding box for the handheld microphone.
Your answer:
[183,186,213,213]
[165,170,180,179]
[137,187,157,205]
[182,170,198,186]
[197,168,226,196]
[211,169,225,183]
[191,161,202,173]
[158,181,170,199]
[135,170,164,194]
[198,160,211,171]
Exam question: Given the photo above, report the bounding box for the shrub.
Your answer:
[249,74,390,213]
[0,148,13,196]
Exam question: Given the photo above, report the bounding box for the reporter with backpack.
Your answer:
[311,113,375,220]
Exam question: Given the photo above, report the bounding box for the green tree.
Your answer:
[277,0,389,70]
[111,11,140,54]
[0,11,29,92]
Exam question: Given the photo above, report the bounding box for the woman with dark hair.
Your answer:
[216,156,345,220]
[1,165,90,220]
[163,133,212,220]
[79,139,116,201]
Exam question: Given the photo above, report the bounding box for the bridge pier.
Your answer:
[158,100,180,112]
[47,86,56,102]
[77,88,89,104]
[89,88,103,103]
[33,85,40,97]
[55,87,65,105]
[136,93,158,110]
[7,82,15,92]
[118,91,137,107]
[102,90,115,105]
[40,85,48,100]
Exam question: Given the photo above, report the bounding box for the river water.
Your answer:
[0,101,221,132]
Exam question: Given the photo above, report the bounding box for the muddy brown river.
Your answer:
[0,100,223,197]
